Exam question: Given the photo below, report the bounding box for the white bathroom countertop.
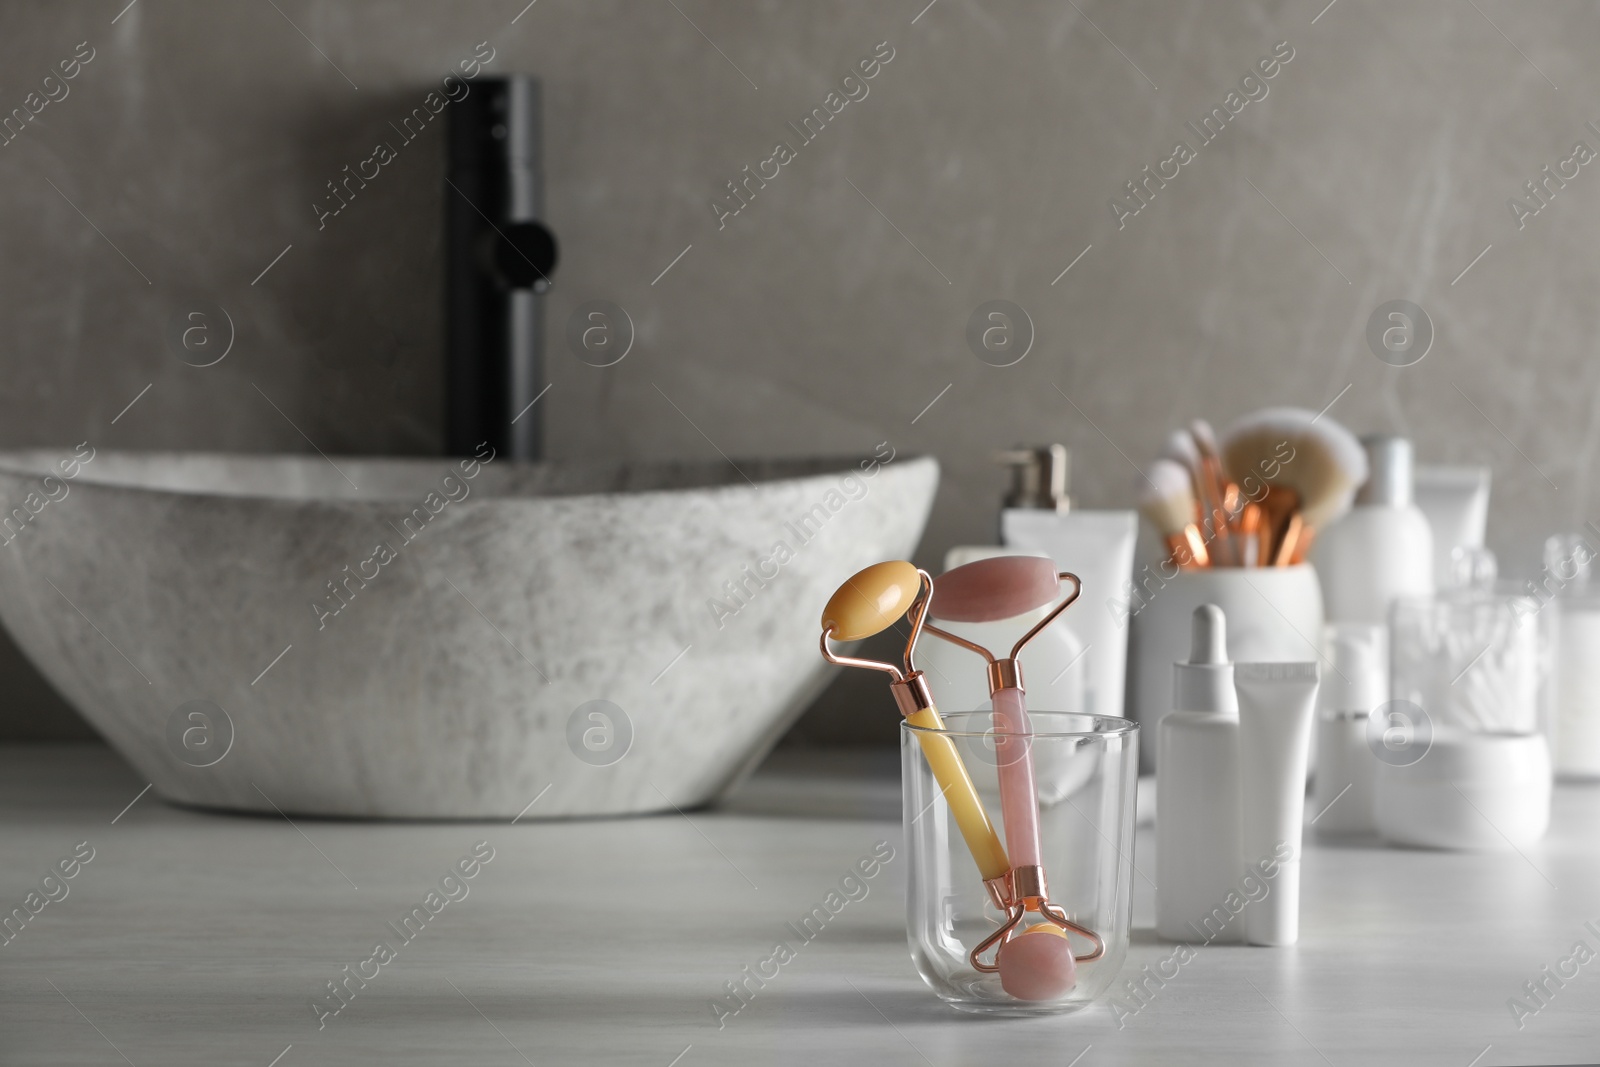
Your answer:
[5,744,1600,1066]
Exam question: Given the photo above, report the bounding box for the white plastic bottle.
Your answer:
[1310,435,1433,626]
[1156,604,1241,945]
[1544,534,1600,779]
[1313,624,1384,837]
[995,445,1138,719]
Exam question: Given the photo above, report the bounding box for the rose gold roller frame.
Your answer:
[922,569,1105,972]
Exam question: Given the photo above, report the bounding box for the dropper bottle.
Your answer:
[1156,604,1242,944]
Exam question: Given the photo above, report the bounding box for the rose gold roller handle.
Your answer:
[924,562,1079,874]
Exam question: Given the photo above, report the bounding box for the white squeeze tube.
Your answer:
[1233,662,1320,946]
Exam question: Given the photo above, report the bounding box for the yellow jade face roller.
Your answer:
[819,561,1010,883]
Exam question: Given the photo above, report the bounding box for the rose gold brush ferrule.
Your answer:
[1223,483,1242,515]
[1196,453,1237,566]
[1273,513,1306,567]
[1236,500,1262,566]
[1255,486,1301,569]
[1163,529,1209,570]
[1288,527,1316,565]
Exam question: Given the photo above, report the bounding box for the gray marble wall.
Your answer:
[2,0,1594,741]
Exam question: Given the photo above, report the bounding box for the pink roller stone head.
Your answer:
[929,556,1060,622]
[998,924,1077,1001]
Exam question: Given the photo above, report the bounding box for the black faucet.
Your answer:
[445,75,559,460]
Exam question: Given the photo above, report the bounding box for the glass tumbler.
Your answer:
[901,710,1138,1016]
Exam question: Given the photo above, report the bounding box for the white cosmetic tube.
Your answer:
[1415,466,1490,589]
[1234,662,1320,946]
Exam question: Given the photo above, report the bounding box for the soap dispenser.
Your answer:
[1156,604,1241,943]
[998,445,1138,719]
[1310,434,1434,626]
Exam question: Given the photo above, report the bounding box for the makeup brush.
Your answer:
[1140,459,1210,569]
[1161,429,1203,479]
[1233,491,1263,566]
[1220,407,1367,566]
[1255,485,1303,567]
[1189,419,1239,565]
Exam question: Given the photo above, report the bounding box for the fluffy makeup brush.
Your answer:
[1255,485,1303,567]
[1188,419,1238,565]
[1220,407,1367,565]
[1140,458,1210,569]
[1161,429,1203,477]
[1189,419,1219,458]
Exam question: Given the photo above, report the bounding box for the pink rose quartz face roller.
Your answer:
[925,555,1103,997]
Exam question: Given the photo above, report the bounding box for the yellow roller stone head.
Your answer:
[820,560,921,640]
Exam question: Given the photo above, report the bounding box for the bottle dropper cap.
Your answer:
[1172,604,1237,714]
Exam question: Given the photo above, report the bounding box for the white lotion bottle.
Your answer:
[1544,534,1600,779]
[997,445,1139,719]
[1156,605,1241,944]
[1311,434,1433,626]
[1313,625,1384,837]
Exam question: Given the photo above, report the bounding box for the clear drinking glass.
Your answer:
[901,710,1138,1015]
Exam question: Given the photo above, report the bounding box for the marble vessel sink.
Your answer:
[0,449,937,818]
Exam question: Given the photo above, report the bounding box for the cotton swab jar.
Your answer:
[1380,554,1552,851]
[1389,581,1542,736]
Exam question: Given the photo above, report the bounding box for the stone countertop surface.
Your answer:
[4,744,1599,1066]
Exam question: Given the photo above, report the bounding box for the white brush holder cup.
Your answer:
[1128,564,1325,773]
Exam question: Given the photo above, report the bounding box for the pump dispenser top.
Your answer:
[997,445,1071,513]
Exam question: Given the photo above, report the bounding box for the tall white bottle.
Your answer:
[1311,435,1433,626]
[1156,604,1241,944]
[1313,624,1384,837]
[996,445,1139,720]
